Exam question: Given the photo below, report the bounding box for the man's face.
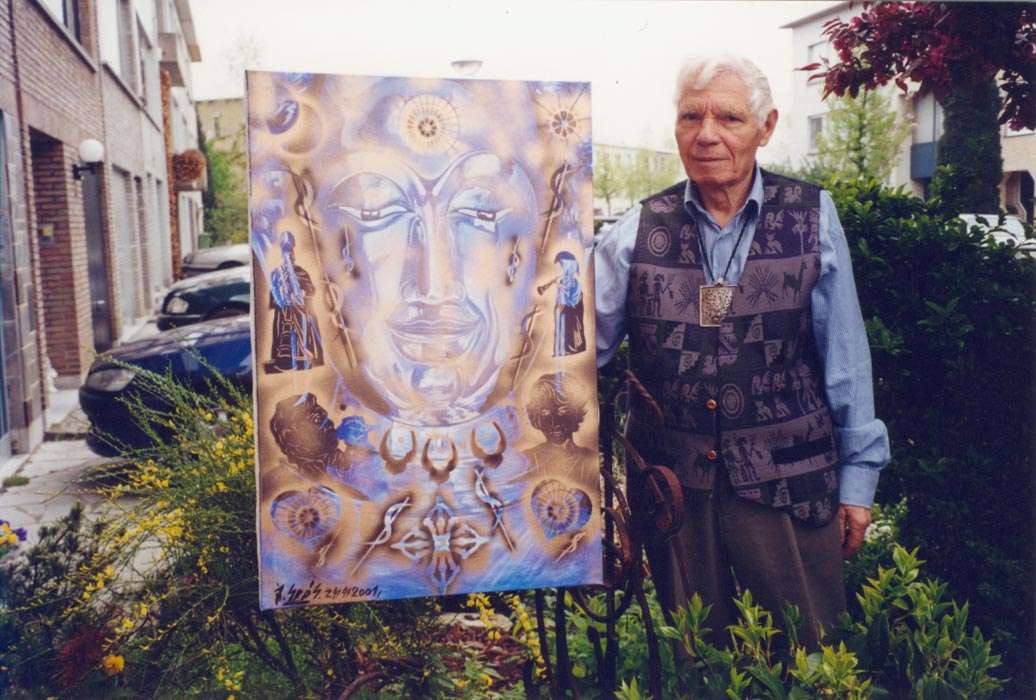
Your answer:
[273,393,337,463]
[533,402,581,445]
[322,84,538,425]
[674,72,776,191]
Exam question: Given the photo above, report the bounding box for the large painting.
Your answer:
[247,71,601,608]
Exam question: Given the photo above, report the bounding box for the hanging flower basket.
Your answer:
[172,149,206,185]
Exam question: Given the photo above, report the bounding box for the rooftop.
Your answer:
[779,1,850,29]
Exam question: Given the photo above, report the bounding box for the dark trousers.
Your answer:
[644,471,846,650]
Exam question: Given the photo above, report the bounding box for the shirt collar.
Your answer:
[682,162,764,230]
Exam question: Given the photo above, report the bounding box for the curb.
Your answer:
[44,430,90,442]
[0,453,30,491]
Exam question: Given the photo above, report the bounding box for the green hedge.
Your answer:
[830,180,1035,693]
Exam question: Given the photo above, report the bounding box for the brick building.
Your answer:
[0,0,202,463]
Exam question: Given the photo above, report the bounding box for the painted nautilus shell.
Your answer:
[530,479,592,540]
[271,486,341,543]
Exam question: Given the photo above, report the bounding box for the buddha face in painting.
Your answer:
[321,78,540,426]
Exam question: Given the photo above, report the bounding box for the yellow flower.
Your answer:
[481,672,493,689]
[119,617,134,633]
[102,654,125,675]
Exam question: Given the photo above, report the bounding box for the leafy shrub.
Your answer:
[201,135,248,246]
[830,547,1002,698]
[606,546,1001,699]
[842,499,905,612]
[830,180,1035,692]
[0,368,453,697]
[0,505,108,695]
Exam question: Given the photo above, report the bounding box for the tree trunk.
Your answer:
[932,77,1003,213]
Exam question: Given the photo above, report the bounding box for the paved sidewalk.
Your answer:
[0,440,112,544]
[0,318,165,545]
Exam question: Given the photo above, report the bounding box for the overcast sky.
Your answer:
[189,0,841,162]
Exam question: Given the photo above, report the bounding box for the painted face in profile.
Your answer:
[322,80,540,426]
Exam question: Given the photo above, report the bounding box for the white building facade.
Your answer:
[782,2,1034,220]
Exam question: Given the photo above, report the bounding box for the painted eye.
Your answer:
[329,173,410,226]
[338,203,409,224]
[457,207,498,220]
[454,207,509,232]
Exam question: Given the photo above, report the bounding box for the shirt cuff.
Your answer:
[838,465,882,508]
[833,419,890,469]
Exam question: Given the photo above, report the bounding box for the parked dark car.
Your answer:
[79,317,252,456]
[156,266,251,331]
[182,243,250,276]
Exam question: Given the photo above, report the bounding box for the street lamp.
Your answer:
[450,59,483,77]
[72,138,104,180]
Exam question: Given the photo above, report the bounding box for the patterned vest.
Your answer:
[626,171,839,527]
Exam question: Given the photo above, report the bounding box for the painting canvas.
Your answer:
[247,71,601,608]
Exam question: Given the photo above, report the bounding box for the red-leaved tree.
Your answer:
[803,2,1035,131]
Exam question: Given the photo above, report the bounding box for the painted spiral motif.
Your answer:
[398,94,459,155]
[549,109,577,139]
[271,486,341,543]
[530,479,591,540]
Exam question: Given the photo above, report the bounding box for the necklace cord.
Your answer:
[696,206,755,284]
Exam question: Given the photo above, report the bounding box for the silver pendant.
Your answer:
[699,282,735,327]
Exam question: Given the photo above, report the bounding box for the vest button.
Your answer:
[706,399,718,411]
[706,449,718,461]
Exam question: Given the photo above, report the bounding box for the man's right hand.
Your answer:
[837,504,871,558]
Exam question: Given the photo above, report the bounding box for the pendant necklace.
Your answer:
[697,212,753,327]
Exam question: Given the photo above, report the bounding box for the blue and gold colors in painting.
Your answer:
[247,72,600,608]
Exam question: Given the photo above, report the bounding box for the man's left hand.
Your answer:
[837,504,871,558]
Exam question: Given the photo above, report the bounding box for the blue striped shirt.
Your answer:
[593,165,890,508]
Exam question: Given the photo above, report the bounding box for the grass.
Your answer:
[2,475,29,488]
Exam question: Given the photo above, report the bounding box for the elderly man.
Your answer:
[594,55,890,648]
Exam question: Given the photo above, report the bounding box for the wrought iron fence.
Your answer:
[340,369,681,699]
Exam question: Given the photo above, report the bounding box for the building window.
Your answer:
[807,40,829,64]
[118,0,138,92]
[39,0,80,39]
[136,0,156,43]
[808,115,824,152]
[138,55,147,105]
[98,0,138,87]
[98,0,122,75]
[1004,123,1035,138]
[213,114,223,139]
[137,18,151,105]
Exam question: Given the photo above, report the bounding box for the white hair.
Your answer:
[673,54,775,125]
